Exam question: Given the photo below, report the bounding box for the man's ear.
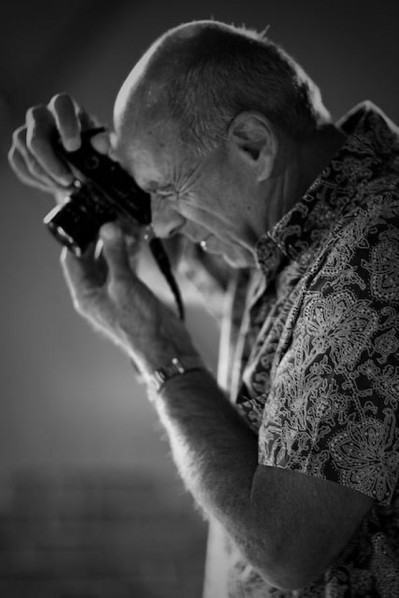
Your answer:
[227,112,277,181]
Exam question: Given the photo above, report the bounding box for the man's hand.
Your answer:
[61,221,199,377]
[8,92,110,197]
[8,92,196,378]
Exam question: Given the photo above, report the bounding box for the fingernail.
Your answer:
[64,138,81,152]
[100,223,121,241]
[58,174,73,186]
[94,239,104,260]
[125,234,138,248]
[90,135,109,154]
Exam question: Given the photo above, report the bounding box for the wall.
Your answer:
[0,1,398,596]
[1,0,398,473]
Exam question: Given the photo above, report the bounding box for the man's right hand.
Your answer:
[8,93,109,199]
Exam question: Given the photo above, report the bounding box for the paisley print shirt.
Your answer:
[205,102,399,598]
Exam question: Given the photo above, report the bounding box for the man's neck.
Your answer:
[265,125,346,232]
[300,125,347,194]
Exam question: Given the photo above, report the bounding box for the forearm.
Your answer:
[58,221,373,590]
[147,368,374,591]
[148,368,261,559]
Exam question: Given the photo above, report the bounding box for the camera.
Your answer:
[43,128,184,319]
[44,128,152,257]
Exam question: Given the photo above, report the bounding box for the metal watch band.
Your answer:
[148,356,206,393]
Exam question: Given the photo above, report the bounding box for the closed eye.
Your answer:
[156,189,178,201]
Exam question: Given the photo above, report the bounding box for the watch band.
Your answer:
[148,356,206,393]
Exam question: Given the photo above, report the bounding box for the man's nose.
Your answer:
[151,195,186,238]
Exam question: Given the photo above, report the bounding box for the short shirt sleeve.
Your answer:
[258,197,399,505]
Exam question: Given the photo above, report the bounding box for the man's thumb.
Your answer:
[99,223,131,280]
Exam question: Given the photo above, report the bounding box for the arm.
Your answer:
[9,98,374,591]
[61,225,373,591]
[149,370,373,590]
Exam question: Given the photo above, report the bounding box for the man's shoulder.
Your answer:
[321,166,399,252]
[307,176,399,309]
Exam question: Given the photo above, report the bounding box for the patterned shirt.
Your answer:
[203,102,399,598]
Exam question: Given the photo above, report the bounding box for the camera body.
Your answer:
[43,128,184,319]
[44,129,152,257]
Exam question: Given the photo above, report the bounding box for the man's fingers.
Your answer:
[61,248,88,303]
[49,94,111,160]
[61,246,107,311]
[90,132,111,155]
[25,105,73,185]
[8,144,53,192]
[9,95,107,199]
[48,93,81,152]
[99,223,132,283]
[77,108,98,132]
[9,132,73,194]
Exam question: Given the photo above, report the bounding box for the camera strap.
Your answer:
[148,235,185,321]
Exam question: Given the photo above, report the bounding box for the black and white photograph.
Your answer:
[1,1,399,596]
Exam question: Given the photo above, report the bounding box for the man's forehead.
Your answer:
[113,49,150,127]
[112,95,186,189]
[114,71,171,144]
[114,124,165,164]
[111,132,169,192]
[114,112,181,163]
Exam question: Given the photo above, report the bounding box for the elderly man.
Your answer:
[9,20,399,597]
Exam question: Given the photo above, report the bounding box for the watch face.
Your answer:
[171,357,186,374]
[149,356,205,392]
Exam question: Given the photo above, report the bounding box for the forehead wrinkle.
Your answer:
[114,81,199,195]
[116,104,174,167]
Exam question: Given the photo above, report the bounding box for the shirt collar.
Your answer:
[255,101,399,278]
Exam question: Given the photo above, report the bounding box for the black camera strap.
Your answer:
[148,236,185,321]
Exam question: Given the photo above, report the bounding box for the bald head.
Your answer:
[114,20,331,157]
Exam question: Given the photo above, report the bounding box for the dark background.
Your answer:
[0,1,398,596]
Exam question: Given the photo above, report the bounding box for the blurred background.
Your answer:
[0,1,398,596]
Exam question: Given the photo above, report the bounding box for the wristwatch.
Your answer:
[148,356,206,393]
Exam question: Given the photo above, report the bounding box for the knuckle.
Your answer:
[49,92,68,106]
[49,94,81,146]
[7,145,16,165]
[49,92,78,123]
[72,296,84,313]
[12,126,26,147]
[49,92,73,108]
[70,289,88,314]
[7,153,21,179]
[72,297,87,318]
[73,288,98,317]
[7,150,25,180]
[7,147,28,182]
[25,104,47,124]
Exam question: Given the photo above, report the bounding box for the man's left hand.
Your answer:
[61,222,199,377]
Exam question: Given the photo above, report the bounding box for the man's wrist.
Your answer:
[145,356,207,393]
